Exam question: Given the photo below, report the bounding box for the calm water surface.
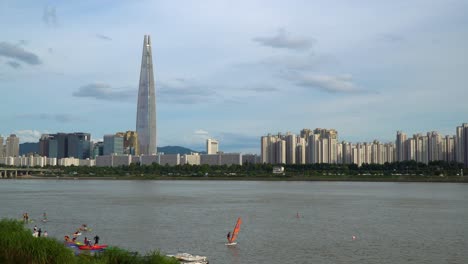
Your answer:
[0,180,467,264]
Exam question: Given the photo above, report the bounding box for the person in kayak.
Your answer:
[84,237,91,246]
[93,235,100,245]
[226,232,231,242]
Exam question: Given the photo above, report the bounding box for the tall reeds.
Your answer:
[0,219,179,264]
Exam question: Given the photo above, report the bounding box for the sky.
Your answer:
[0,0,467,153]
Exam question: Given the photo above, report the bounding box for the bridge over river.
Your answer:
[0,167,57,179]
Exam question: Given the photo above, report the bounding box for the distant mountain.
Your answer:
[157,146,204,155]
[19,142,39,156]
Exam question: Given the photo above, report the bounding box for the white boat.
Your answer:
[167,253,208,264]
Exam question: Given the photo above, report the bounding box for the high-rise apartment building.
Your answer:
[6,134,19,157]
[285,133,296,164]
[396,131,407,162]
[0,136,4,157]
[276,139,286,164]
[427,131,442,162]
[455,126,463,163]
[462,123,468,167]
[136,35,157,155]
[206,138,219,154]
[296,137,306,164]
[0,135,6,158]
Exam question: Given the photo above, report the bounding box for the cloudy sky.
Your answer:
[1,0,467,153]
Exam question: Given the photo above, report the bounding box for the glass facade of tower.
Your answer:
[136,35,157,155]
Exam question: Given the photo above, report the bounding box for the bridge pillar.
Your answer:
[15,170,18,178]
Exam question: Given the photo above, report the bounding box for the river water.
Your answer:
[0,180,467,264]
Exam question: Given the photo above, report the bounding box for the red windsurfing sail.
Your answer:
[229,217,242,243]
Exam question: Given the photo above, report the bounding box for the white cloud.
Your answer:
[253,29,314,51]
[13,130,45,143]
[0,42,42,65]
[295,73,365,93]
[194,129,209,135]
[73,83,136,101]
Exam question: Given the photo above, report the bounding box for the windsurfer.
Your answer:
[226,231,231,242]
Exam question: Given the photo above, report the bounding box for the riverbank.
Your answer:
[0,219,179,264]
[15,174,468,183]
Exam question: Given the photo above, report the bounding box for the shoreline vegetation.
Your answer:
[5,161,467,183]
[0,219,179,264]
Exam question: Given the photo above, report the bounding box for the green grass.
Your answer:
[0,219,180,264]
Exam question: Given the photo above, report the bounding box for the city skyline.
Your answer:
[1,1,467,153]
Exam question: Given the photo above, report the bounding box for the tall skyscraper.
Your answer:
[136,35,157,155]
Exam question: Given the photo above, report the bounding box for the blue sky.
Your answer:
[0,0,467,153]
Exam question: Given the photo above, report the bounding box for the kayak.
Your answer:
[78,244,108,250]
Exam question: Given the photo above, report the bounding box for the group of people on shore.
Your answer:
[32,225,48,237]
[64,224,100,246]
[65,234,100,246]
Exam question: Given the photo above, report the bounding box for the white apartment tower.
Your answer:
[396,131,407,162]
[6,134,19,157]
[0,136,4,157]
[285,133,296,164]
[206,138,219,154]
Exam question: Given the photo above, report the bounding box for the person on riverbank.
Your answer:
[43,231,48,237]
[64,235,70,242]
[33,225,38,232]
[24,213,29,222]
[38,228,42,237]
[93,235,100,245]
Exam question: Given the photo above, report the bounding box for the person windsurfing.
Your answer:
[226,231,231,242]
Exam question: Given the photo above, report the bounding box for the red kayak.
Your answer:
[78,244,108,250]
